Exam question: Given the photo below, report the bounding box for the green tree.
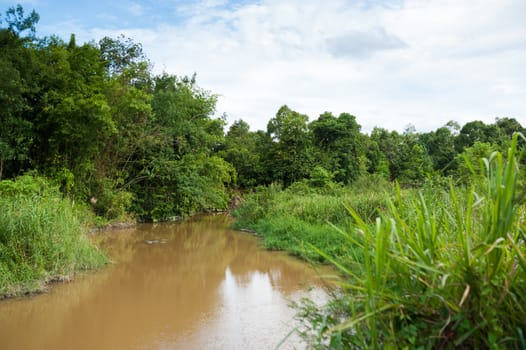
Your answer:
[89,35,154,217]
[0,5,40,180]
[398,127,433,184]
[152,73,221,155]
[219,119,265,188]
[371,127,432,184]
[266,105,314,186]
[370,127,403,181]
[420,125,457,174]
[129,74,231,220]
[252,130,275,185]
[99,35,148,77]
[310,111,364,184]
[363,137,390,178]
[1,4,39,38]
[494,117,524,146]
[32,38,115,195]
[455,120,497,152]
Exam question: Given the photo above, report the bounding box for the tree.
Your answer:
[89,36,154,216]
[128,73,231,220]
[363,137,390,178]
[30,38,116,196]
[310,112,364,184]
[266,105,314,186]
[1,4,39,38]
[99,35,148,78]
[0,32,32,179]
[494,117,524,145]
[455,120,497,152]
[420,126,457,174]
[152,73,220,156]
[370,127,402,181]
[0,5,237,219]
[219,120,265,188]
[371,127,432,184]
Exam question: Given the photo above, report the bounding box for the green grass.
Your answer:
[0,175,108,297]
[232,174,395,264]
[251,216,347,262]
[295,133,526,349]
[235,134,526,348]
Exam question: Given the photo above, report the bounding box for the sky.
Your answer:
[2,0,526,132]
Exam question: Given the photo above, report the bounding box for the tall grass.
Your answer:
[232,180,393,262]
[297,133,526,348]
[0,175,108,297]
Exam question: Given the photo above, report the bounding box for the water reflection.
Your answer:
[0,215,328,350]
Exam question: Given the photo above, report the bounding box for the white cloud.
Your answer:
[72,0,526,132]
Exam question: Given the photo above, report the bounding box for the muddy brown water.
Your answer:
[0,215,332,350]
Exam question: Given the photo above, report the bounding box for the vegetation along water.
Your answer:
[1,4,526,349]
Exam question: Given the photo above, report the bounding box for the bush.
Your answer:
[231,183,282,229]
[91,178,134,220]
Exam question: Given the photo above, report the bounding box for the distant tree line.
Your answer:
[221,108,524,188]
[1,5,524,220]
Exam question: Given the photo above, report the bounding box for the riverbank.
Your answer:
[0,176,108,299]
[231,177,393,263]
[0,189,237,300]
[88,221,136,234]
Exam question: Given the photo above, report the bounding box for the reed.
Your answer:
[0,175,108,297]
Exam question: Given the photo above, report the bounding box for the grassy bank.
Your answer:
[234,134,526,348]
[0,175,108,298]
[232,176,394,262]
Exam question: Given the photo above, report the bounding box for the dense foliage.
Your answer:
[0,5,234,221]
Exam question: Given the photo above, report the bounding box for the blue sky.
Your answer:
[1,0,525,132]
[4,0,189,34]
